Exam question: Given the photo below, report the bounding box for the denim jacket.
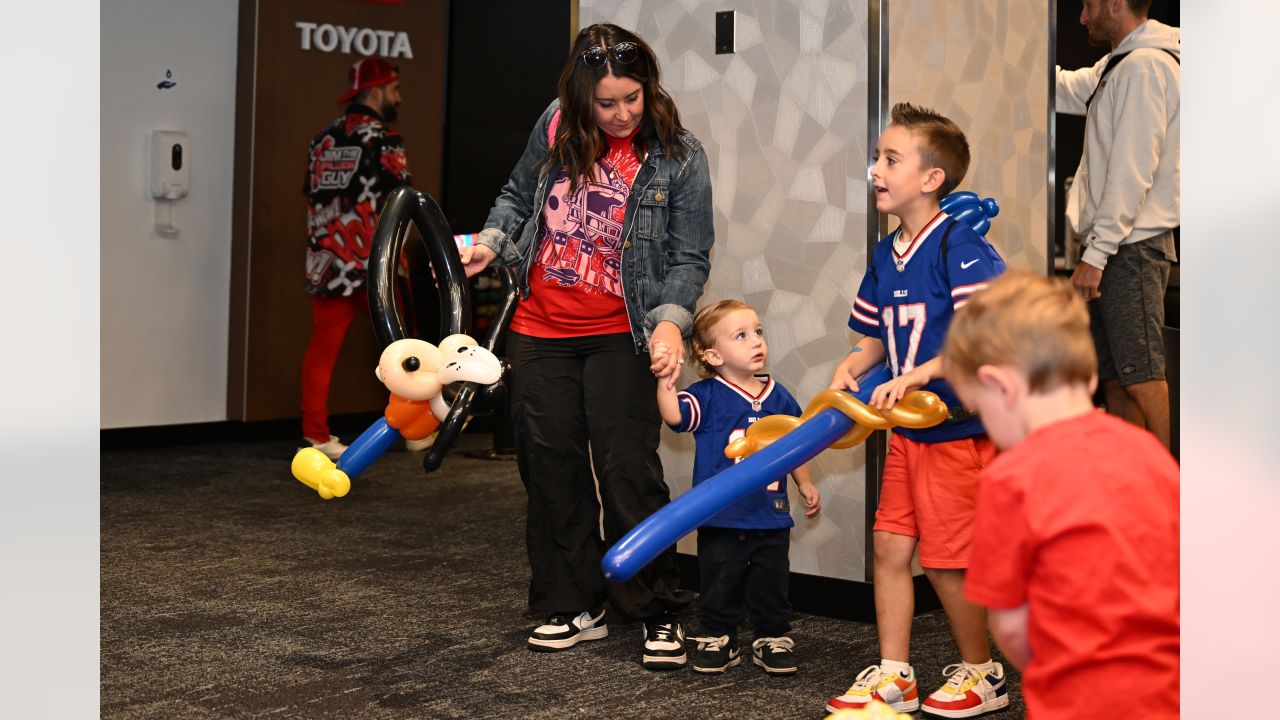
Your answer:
[478,100,714,352]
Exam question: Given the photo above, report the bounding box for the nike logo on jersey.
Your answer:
[960,258,979,269]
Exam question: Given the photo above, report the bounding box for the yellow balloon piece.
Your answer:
[291,448,352,500]
[825,700,917,720]
[725,389,950,460]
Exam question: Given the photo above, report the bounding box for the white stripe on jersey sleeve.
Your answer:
[951,281,989,309]
[851,306,879,327]
[677,391,701,432]
[951,281,989,298]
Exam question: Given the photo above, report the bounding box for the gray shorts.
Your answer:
[1090,233,1174,385]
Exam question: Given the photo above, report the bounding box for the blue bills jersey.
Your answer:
[847,212,1006,442]
[670,375,804,530]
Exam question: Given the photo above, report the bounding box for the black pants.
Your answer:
[696,527,792,641]
[508,331,689,620]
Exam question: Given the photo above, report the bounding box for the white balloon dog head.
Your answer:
[436,334,503,386]
[375,335,501,401]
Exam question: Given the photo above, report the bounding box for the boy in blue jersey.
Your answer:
[651,299,820,675]
[824,104,1009,718]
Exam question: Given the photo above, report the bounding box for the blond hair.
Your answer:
[943,269,1096,392]
[689,299,753,377]
[889,102,970,198]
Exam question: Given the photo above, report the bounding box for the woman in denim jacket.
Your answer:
[460,23,713,670]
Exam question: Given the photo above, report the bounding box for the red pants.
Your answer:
[300,293,369,441]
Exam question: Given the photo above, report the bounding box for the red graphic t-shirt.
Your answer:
[510,130,643,338]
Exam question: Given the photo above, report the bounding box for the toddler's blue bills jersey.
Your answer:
[670,375,804,530]
[847,212,1006,442]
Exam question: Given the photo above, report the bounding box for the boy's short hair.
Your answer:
[689,299,752,377]
[943,269,1096,392]
[890,102,970,199]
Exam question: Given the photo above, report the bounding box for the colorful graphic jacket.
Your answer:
[303,104,411,297]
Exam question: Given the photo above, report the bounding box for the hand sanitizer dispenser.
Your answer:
[150,130,189,199]
[150,130,189,235]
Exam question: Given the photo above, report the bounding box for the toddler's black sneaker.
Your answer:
[690,635,741,673]
[751,636,797,674]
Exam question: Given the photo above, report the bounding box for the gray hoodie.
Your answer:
[1058,19,1180,269]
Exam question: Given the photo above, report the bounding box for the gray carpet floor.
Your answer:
[101,434,1023,719]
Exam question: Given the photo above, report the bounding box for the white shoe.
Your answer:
[527,610,608,651]
[641,614,687,669]
[405,434,436,452]
[301,435,347,461]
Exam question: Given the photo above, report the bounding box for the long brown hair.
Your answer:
[537,23,689,191]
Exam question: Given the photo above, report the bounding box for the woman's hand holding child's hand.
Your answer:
[648,323,685,389]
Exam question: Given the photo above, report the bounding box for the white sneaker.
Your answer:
[921,662,1009,718]
[301,435,347,461]
[405,434,436,452]
[641,614,687,669]
[527,610,608,652]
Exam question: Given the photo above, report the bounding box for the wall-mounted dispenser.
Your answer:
[149,130,189,235]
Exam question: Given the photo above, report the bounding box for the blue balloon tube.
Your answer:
[601,364,893,581]
[939,190,979,213]
[938,191,999,238]
[336,417,400,478]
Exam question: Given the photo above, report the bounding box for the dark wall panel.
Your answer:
[440,1,571,232]
[1055,1,1180,260]
[230,0,449,421]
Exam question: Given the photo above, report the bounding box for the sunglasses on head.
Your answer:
[580,41,639,69]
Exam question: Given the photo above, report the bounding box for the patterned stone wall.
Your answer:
[579,0,1053,581]
[581,0,875,581]
[888,0,1051,271]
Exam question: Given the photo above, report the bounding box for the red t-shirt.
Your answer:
[964,410,1179,720]
[510,131,642,338]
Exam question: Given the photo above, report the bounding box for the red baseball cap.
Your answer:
[338,57,399,104]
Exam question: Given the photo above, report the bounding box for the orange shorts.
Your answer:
[873,433,997,569]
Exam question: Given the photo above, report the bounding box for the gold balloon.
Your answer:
[724,389,950,460]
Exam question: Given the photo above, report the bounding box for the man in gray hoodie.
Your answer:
[1058,0,1180,450]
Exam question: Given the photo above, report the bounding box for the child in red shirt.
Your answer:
[942,269,1179,720]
